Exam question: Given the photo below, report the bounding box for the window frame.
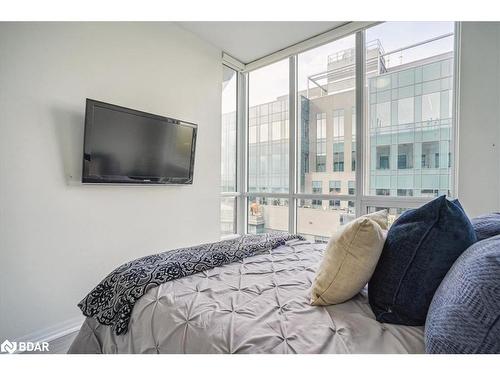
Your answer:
[360,23,460,215]
[227,22,460,236]
[220,64,240,238]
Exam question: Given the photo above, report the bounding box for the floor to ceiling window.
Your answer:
[220,65,238,236]
[223,21,458,239]
[247,59,290,234]
[296,34,356,242]
[365,22,455,201]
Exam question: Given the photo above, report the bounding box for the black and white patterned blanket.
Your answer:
[78,232,305,335]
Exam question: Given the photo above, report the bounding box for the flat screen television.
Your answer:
[82,99,197,184]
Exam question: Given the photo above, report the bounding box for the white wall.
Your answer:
[0,22,222,340]
[458,22,500,217]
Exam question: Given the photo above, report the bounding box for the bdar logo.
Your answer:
[1,340,17,354]
[1,339,49,353]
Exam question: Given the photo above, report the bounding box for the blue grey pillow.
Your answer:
[425,235,500,353]
[368,196,477,325]
[471,213,500,241]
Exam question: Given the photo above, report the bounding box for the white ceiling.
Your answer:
[177,21,347,64]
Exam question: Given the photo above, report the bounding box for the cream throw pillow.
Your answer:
[310,210,388,306]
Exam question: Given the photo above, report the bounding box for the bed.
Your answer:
[68,238,424,354]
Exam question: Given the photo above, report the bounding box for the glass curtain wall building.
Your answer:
[368,53,453,198]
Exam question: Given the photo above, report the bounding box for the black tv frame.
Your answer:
[82,99,197,185]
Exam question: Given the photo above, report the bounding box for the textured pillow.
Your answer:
[471,213,500,241]
[368,196,477,325]
[311,210,388,306]
[425,235,500,353]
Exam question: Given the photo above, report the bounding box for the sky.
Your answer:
[246,21,455,106]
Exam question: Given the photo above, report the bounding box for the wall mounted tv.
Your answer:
[82,99,197,184]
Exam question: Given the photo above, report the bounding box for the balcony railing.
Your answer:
[370,119,452,135]
[306,33,453,99]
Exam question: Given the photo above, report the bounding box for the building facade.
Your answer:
[222,37,454,241]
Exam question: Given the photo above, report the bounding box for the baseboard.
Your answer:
[10,315,85,354]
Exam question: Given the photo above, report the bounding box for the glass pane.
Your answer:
[365,22,454,198]
[247,197,289,234]
[422,92,440,122]
[297,35,356,195]
[298,199,355,243]
[221,65,237,192]
[397,97,414,125]
[398,143,414,169]
[367,206,412,227]
[220,197,236,236]
[248,59,289,194]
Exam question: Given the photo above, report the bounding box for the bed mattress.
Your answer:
[68,239,424,354]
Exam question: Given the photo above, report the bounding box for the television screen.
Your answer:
[82,99,197,184]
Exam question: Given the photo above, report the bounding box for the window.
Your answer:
[329,199,341,210]
[421,141,440,168]
[312,181,322,208]
[422,92,440,123]
[221,66,237,192]
[329,180,341,194]
[240,22,456,242]
[260,122,268,142]
[272,121,281,140]
[316,113,327,172]
[421,189,439,198]
[351,107,356,135]
[375,102,391,127]
[333,109,345,138]
[297,34,356,205]
[220,65,238,236]
[316,155,326,172]
[249,126,257,143]
[366,22,455,198]
[317,113,326,133]
[248,59,289,194]
[367,206,412,227]
[351,141,356,171]
[351,106,356,171]
[398,98,414,125]
[298,199,354,243]
[272,154,281,174]
[333,142,344,171]
[312,181,322,193]
[248,197,288,234]
[259,155,268,175]
[348,200,355,210]
[397,189,413,197]
[398,143,413,169]
[348,181,355,195]
[397,154,407,169]
[220,197,236,236]
[376,189,390,196]
[376,146,390,170]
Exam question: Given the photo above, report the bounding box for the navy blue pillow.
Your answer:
[425,235,500,353]
[368,196,477,325]
[471,213,500,241]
